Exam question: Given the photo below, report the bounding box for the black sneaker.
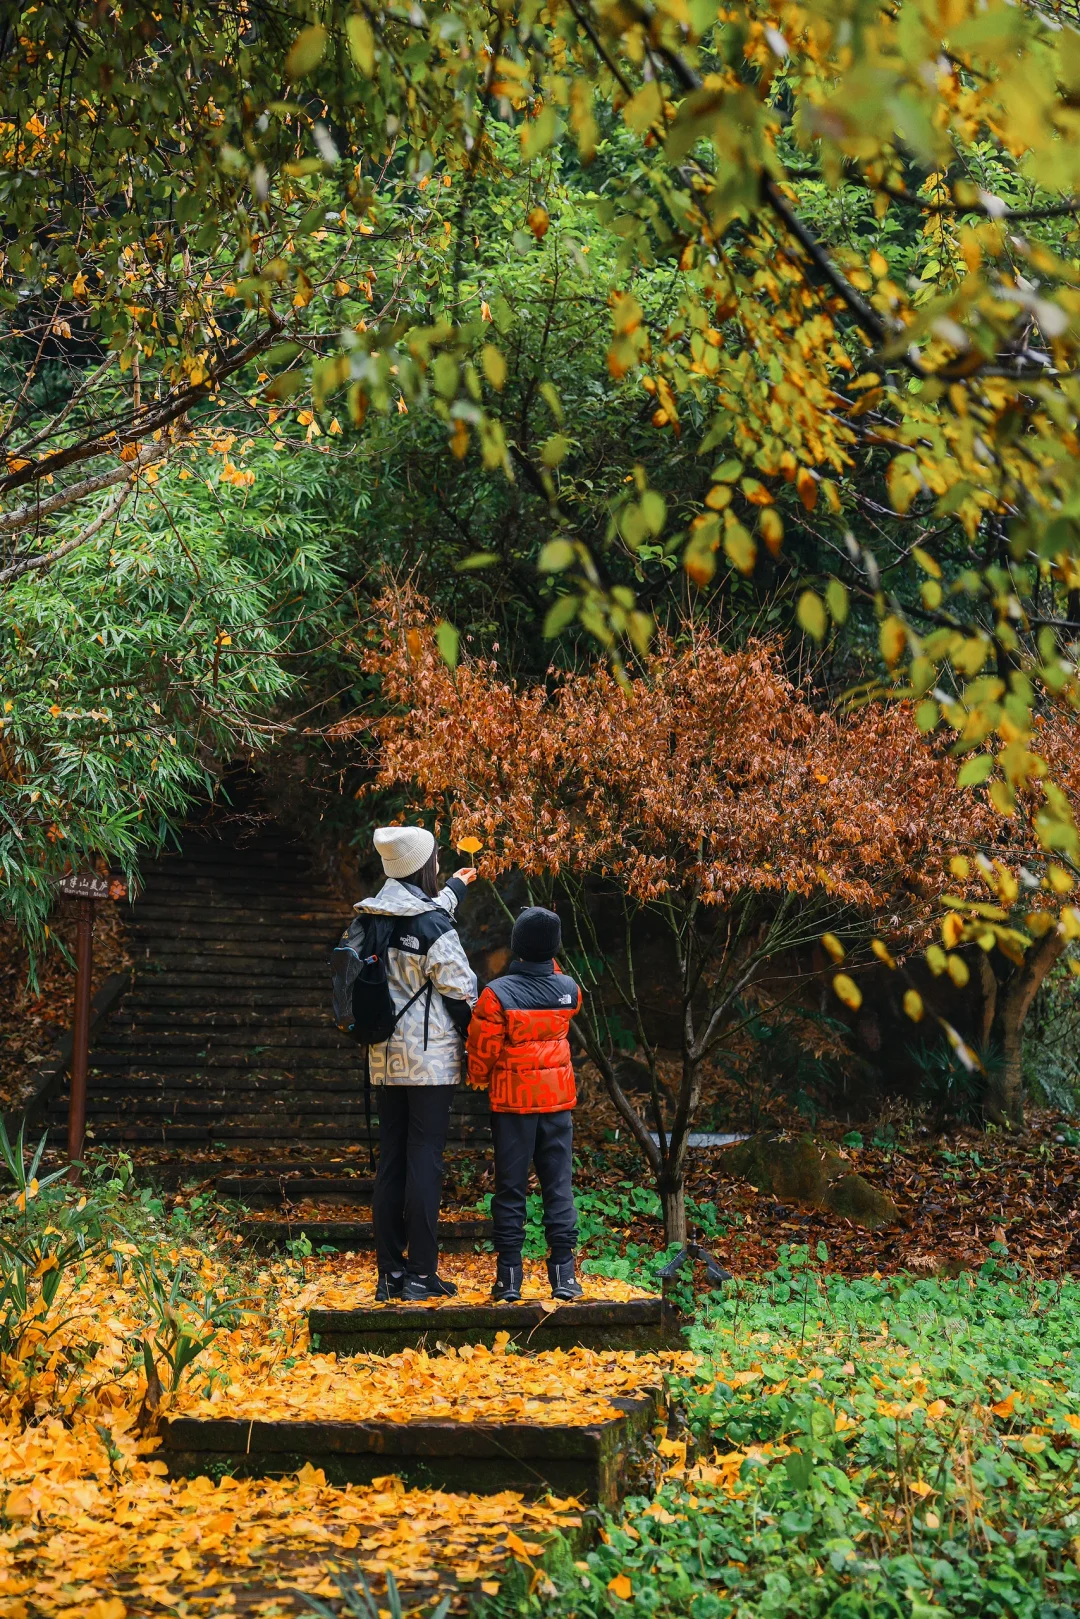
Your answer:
[491,1261,523,1303]
[374,1271,404,1302]
[548,1258,584,1300]
[402,1272,458,1301]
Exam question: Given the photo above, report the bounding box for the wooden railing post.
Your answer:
[55,872,110,1178]
[68,894,95,1174]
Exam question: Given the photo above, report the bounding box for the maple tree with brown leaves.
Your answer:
[353,590,1011,1242]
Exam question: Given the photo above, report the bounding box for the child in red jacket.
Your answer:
[466,906,583,1301]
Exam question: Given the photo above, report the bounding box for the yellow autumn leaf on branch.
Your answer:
[833,973,862,1009]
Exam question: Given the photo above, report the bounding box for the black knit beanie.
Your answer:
[511,906,562,962]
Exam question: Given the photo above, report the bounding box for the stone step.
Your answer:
[239,1215,492,1251]
[120,990,331,1010]
[310,1297,678,1356]
[56,1077,489,1105]
[126,926,340,949]
[140,1161,377,1186]
[81,1052,359,1073]
[130,870,335,888]
[80,820,485,1174]
[92,1030,354,1054]
[139,869,327,891]
[51,1093,490,1121]
[133,888,334,911]
[57,1097,380,1121]
[145,843,316,863]
[159,1391,659,1505]
[101,1007,338,1030]
[217,1175,376,1202]
[54,1097,372,1120]
[123,974,330,993]
[55,1123,489,1145]
[127,908,344,929]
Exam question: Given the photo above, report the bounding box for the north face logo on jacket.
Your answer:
[466,959,581,1114]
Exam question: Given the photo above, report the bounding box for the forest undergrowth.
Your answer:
[2,1120,1080,1617]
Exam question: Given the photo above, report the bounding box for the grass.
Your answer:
[479,1251,1080,1619]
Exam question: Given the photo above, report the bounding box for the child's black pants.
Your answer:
[491,1109,577,1265]
[372,1083,454,1276]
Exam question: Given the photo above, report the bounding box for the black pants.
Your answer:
[491,1109,577,1266]
[372,1084,455,1277]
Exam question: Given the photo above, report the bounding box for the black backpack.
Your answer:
[329,913,432,1168]
[330,913,430,1044]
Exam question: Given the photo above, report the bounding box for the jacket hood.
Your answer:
[354,878,439,918]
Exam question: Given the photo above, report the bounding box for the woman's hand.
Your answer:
[453,866,479,885]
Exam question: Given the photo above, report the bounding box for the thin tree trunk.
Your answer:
[985,930,1066,1126]
[989,1010,1025,1128]
[660,1174,687,1246]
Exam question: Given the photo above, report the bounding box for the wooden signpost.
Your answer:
[55,872,110,1171]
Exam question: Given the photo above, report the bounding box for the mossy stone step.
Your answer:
[240,1216,492,1251]
[218,1174,376,1204]
[309,1295,680,1354]
[160,1391,659,1506]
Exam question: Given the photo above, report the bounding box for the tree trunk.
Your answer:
[659,1174,687,1247]
[989,1007,1025,1128]
[985,929,1067,1127]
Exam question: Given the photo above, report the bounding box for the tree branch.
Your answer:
[0,439,171,538]
[0,316,282,499]
[0,478,138,587]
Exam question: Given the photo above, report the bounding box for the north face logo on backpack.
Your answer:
[399,933,420,950]
[560,993,573,1004]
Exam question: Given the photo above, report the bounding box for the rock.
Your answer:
[822,1174,898,1231]
[716,1132,899,1230]
[717,1133,842,1204]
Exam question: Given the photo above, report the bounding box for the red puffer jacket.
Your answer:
[465,960,580,1113]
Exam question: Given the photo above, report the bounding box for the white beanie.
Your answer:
[373,825,436,880]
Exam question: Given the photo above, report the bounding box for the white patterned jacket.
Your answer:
[352,878,478,1086]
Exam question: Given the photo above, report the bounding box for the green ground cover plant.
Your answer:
[483,1254,1080,1619]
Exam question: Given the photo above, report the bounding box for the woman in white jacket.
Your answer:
[358,825,477,1300]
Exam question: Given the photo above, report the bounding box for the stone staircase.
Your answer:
[45,822,491,1168]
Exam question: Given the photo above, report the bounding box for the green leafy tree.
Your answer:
[0,443,341,945]
[7,0,1080,1038]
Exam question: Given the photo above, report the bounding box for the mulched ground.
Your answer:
[566,1101,1080,1280]
[154,1108,1078,1284]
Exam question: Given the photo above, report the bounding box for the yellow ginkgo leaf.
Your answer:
[457,835,483,855]
[608,1573,633,1600]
